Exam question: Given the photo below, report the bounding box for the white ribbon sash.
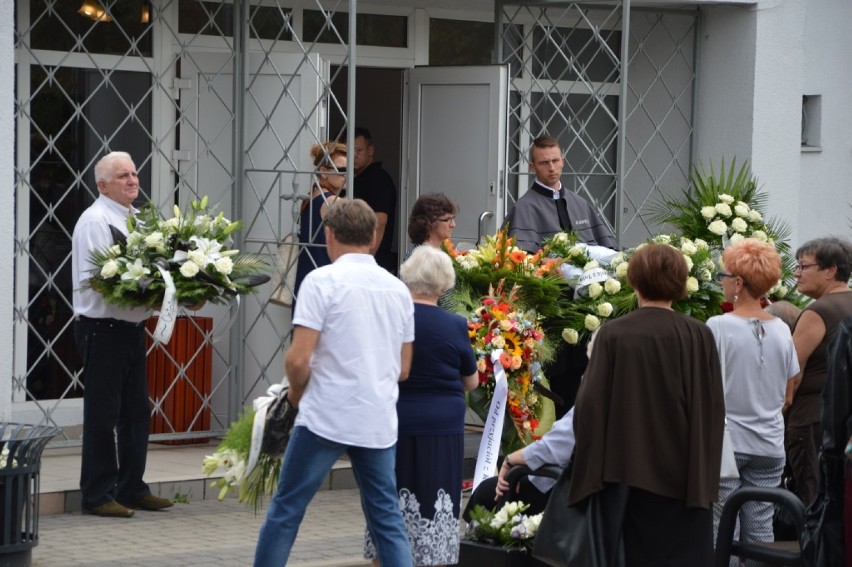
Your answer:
[246,382,286,476]
[153,265,178,344]
[578,267,609,287]
[472,350,509,492]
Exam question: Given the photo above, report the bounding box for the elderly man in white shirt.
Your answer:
[72,151,173,518]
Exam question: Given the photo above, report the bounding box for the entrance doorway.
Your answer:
[330,66,405,269]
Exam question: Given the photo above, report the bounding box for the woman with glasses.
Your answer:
[706,239,800,553]
[293,142,347,302]
[404,193,458,308]
[785,236,852,507]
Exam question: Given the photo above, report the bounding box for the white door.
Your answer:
[177,52,323,405]
[404,66,509,250]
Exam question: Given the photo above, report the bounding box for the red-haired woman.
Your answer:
[706,238,800,549]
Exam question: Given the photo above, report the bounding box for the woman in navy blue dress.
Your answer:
[365,245,477,566]
[293,141,347,301]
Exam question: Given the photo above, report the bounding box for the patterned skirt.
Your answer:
[364,433,464,565]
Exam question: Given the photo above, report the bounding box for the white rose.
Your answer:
[126,231,145,247]
[715,203,732,217]
[655,234,672,245]
[554,232,568,245]
[144,231,165,248]
[188,249,207,266]
[777,285,789,298]
[699,268,712,282]
[748,209,763,222]
[734,203,750,217]
[700,206,717,221]
[100,260,119,278]
[583,260,599,271]
[568,245,585,257]
[685,276,699,294]
[107,244,122,257]
[719,193,735,204]
[731,217,748,233]
[616,262,629,279]
[180,261,200,278]
[561,328,579,345]
[587,282,603,299]
[684,255,694,271]
[730,233,745,245]
[604,278,621,294]
[751,230,768,242]
[680,240,697,256]
[708,220,728,236]
[162,217,181,231]
[214,257,234,275]
[584,314,601,331]
[597,302,613,317]
[610,252,625,267]
[694,238,709,251]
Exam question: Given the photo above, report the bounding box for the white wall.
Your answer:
[695,1,851,249]
[0,2,13,422]
[799,1,852,244]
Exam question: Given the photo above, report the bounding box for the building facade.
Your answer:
[1,0,850,441]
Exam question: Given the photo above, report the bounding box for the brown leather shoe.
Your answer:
[86,501,135,518]
[118,494,174,510]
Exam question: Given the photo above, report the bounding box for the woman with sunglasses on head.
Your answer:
[706,239,800,552]
[293,141,347,304]
[785,236,852,507]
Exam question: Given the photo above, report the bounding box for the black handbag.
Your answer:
[532,466,627,567]
[260,388,298,459]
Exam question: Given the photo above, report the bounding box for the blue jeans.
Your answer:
[254,426,414,567]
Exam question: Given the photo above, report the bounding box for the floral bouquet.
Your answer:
[201,407,280,512]
[444,231,573,337]
[458,282,555,454]
[465,501,543,549]
[648,160,803,306]
[87,196,270,310]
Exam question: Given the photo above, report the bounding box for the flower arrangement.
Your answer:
[465,501,543,549]
[201,408,280,511]
[87,196,270,309]
[456,282,555,454]
[648,160,804,306]
[444,232,572,332]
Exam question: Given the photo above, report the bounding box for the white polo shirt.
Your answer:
[292,253,415,448]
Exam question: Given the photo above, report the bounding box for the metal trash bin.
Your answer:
[0,423,59,567]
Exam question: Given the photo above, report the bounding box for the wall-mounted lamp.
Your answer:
[78,1,151,23]
[78,0,112,22]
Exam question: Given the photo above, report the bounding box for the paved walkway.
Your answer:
[33,489,369,567]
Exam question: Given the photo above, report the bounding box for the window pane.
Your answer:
[29,0,152,56]
[532,27,621,83]
[429,18,492,66]
[303,11,407,47]
[26,66,152,400]
[303,10,348,44]
[179,0,235,38]
[250,5,293,41]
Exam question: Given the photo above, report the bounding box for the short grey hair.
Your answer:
[400,245,455,298]
[95,151,134,183]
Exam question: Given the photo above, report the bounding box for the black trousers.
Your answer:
[75,317,151,508]
[544,342,588,420]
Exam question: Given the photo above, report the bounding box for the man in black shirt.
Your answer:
[349,127,397,274]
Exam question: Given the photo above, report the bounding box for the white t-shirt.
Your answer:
[292,253,415,448]
[71,194,149,322]
[706,314,799,457]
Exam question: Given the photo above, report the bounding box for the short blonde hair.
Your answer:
[400,245,455,297]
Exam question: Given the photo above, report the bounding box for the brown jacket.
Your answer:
[568,308,725,509]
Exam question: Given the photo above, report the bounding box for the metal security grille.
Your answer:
[497,1,698,246]
[14,0,354,444]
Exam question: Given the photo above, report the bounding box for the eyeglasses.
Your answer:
[794,262,819,272]
[714,272,737,282]
[436,216,456,223]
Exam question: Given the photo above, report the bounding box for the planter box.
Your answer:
[457,540,549,567]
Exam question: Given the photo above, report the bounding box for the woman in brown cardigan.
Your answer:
[568,243,726,565]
